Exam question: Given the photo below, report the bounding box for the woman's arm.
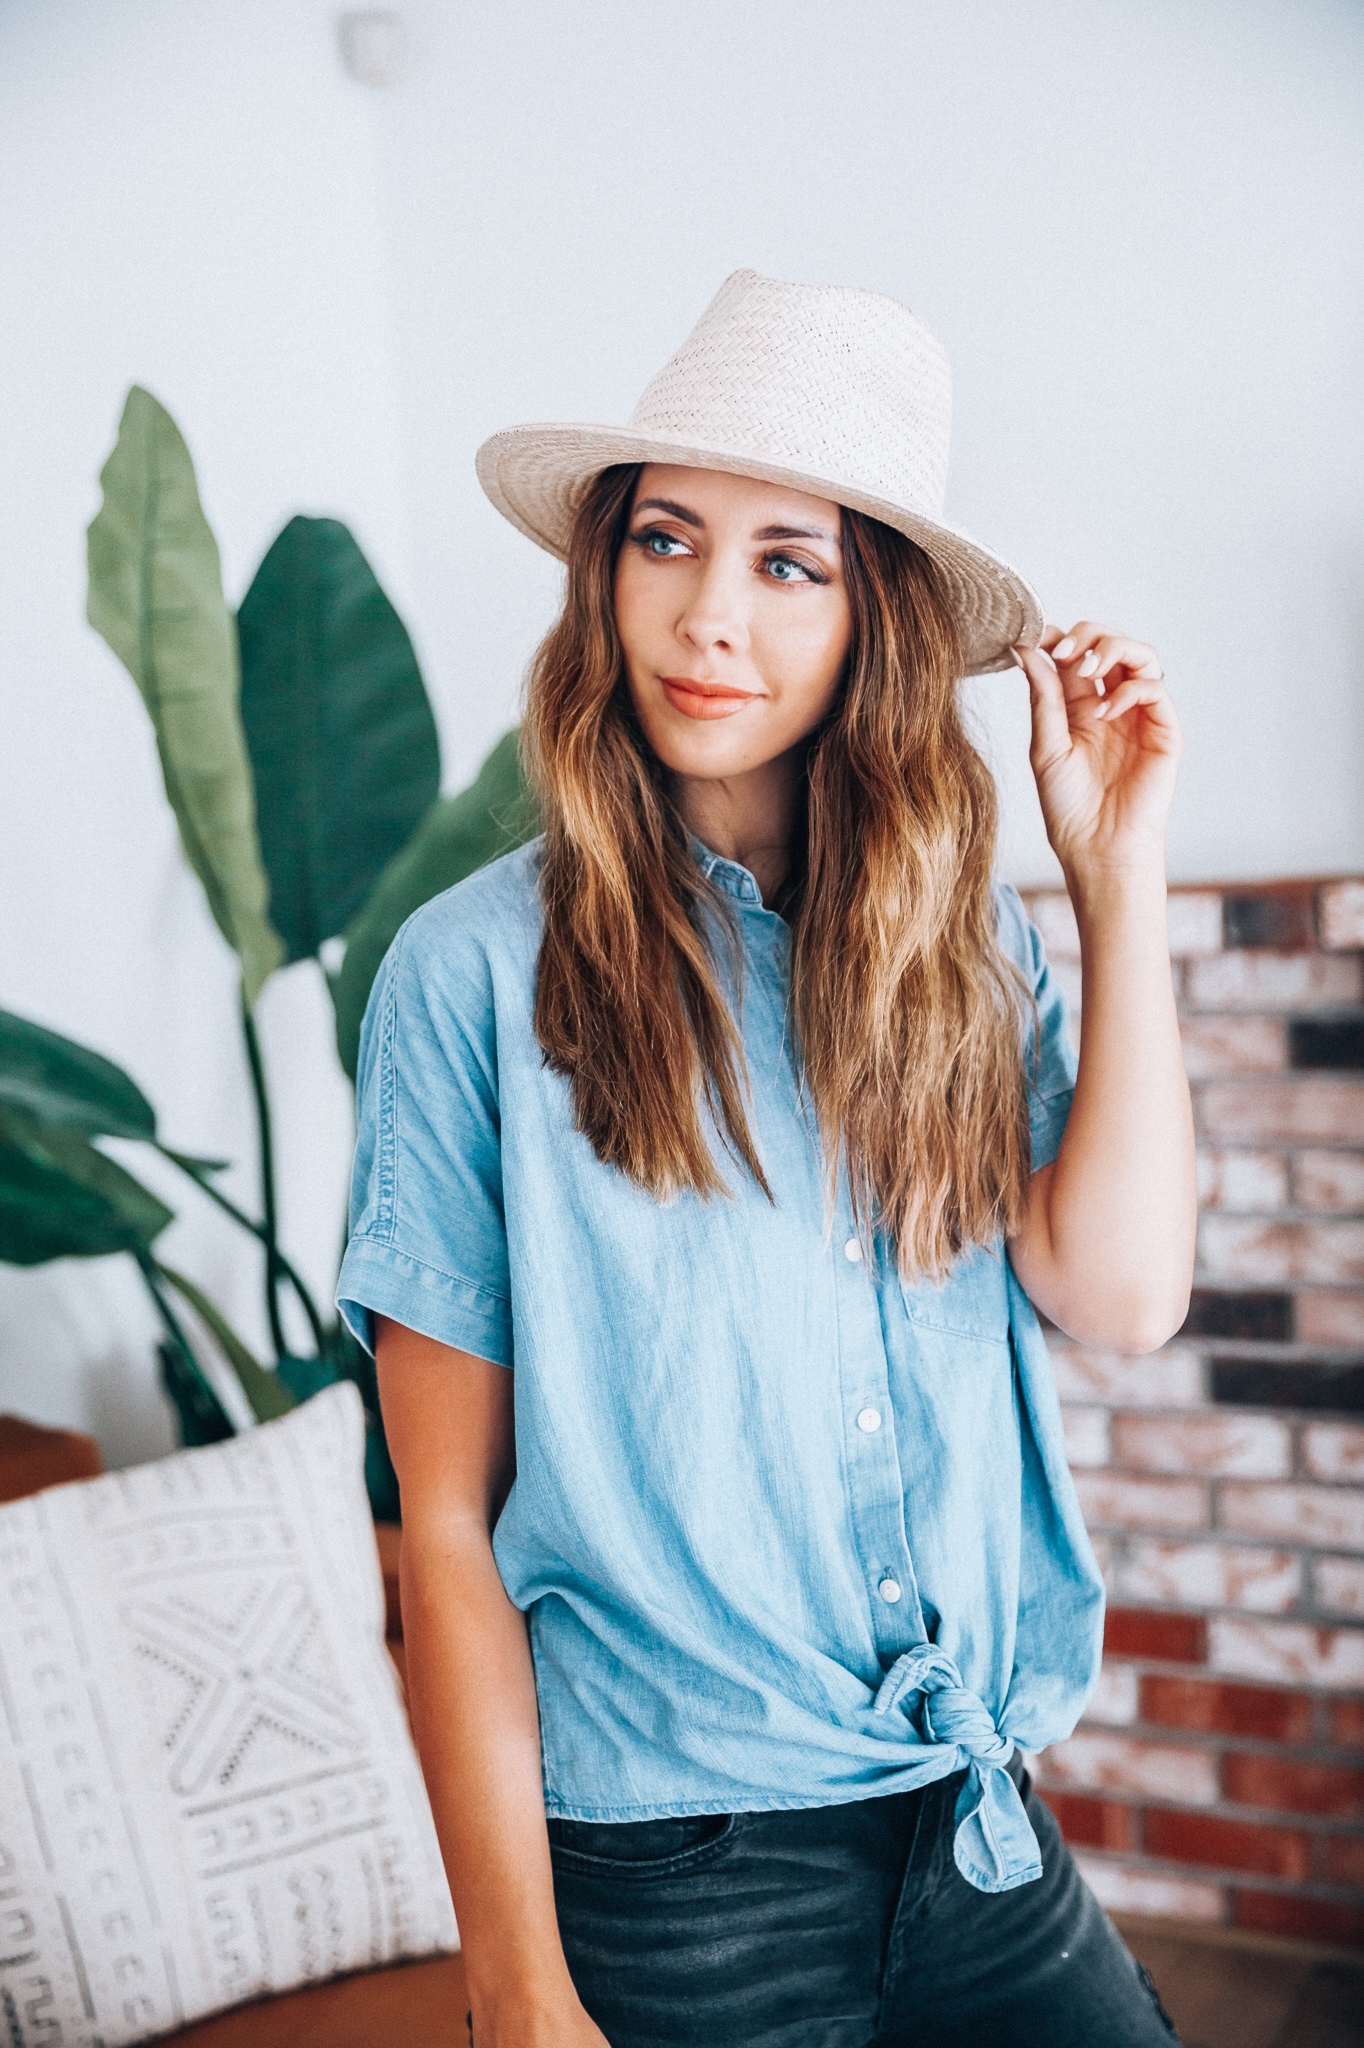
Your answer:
[376,1316,608,2047]
[1007,624,1197,1354]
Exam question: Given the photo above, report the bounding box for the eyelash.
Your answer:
[627,529,827,585]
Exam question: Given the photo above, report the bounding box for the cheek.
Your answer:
[759,596,851,718]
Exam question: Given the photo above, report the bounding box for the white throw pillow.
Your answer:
[0,1382,456,2045]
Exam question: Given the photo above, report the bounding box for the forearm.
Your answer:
[400,1514,576,2031]
[1013,862,1196,1349]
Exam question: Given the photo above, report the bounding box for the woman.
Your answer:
[339,271,1196,2046]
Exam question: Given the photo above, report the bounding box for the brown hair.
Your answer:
[524,464,1031,1279]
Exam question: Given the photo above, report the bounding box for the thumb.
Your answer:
[1015,645,1073,773]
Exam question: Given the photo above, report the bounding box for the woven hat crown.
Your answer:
[629,270,953,520]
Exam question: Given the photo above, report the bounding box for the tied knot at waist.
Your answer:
[872,1645,1041,1895]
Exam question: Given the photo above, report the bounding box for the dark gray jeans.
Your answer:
[546,1758,1179,2047]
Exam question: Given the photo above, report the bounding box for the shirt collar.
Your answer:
[691,838,765,907]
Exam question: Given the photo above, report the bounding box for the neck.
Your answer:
[675,747,803,904]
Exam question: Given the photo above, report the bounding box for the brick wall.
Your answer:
[1017,877,1364,1947]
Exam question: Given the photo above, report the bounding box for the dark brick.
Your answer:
[1041,1791,1137,1851]
[1211,1358,1364,1414]
[1233,1890,1364,1946]
[1105,1609,1207,1664]
[1332,1699,1364,1752]
[1223,887,1315,951]
[1145,1808,1313,1879]
[1289,1015,1364,1071]
[1182,1290,1293,1342]
[1140,1675,1315,1744]
[1225,1753,1364,1819]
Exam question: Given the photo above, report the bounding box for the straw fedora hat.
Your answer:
[476,268,1042,677]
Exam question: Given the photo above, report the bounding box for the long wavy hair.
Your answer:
[524,463,1031,1279]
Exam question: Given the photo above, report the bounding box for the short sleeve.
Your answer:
[994,882,1079,1173]
[336,907,514,1367]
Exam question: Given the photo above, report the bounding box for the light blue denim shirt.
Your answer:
[338,841,1104,1894]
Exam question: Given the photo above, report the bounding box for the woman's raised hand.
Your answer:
[1014,623,1182,883]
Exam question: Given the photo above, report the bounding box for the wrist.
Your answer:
[1062,855,1167,924]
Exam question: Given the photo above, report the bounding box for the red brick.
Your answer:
[1219,1483,1364,1549]
[1318,880,1364,952]
[1042,1790,1137,1851]
[1210,1618,1364,1692]
[1303,1423,1364,1486]
[1196,1147,1289,1211]
[1225,1752,1364,1818]
[1185,952,1362,1011]
[1038,1731,1219,1804]
[1315,1558,1364,1621]
[1074,1472,1209,1533]
[1144,1809,1313,1880]
[1074,1856,1226,1921]
[1027,892,1080,962]
[1294,1151,1364,1214]
[1331,1698,1364,1751]
[1061,1405,1109,1467]
[1297,1291,1364,1345]
[1112,1411,1291,1479]
[1084,1663,1140,1726]
[1181,1016,1286,1079]
[1198,1079,1364,1146]
[1106,1607,1208,1663]
[1197,1216,1364,1287]
[1232,1889,1364,1947]
[1140,1674,1315,1743]
[1049,1344,1206,1408]
[1326,1834,1364,1887]
[1166,893,1225,959]
[1115,1540,1300,1614]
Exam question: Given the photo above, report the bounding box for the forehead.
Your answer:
[632,464,842,533]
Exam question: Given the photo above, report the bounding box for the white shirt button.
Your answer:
[878,1577,902,1604]
[856,1407,882,1434]
[843,1238,863,1263]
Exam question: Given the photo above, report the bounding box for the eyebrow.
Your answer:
[633,498,839,545]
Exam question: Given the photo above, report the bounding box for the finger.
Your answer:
[1093,678,1181,740]
[1083,635,1163,691]
[1038,623,1068,654]
[1015,644,1074,767]
[1050,620,1111,668]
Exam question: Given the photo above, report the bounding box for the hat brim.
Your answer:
[476,423,1042,677]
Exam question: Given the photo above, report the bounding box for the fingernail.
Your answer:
[1094,676,1106,697]
[1078,651,1099,676]
[1053,637,1076,660]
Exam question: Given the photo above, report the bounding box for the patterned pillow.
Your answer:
[0,1382,456,2045]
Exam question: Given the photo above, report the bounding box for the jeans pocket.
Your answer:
[548,1811,740,1878]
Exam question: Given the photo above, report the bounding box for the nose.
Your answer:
[675,549,750,659]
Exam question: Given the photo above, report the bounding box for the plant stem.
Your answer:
[160,1147,328,1354]
[134,1248,208,1380]
[241,996,288,1360]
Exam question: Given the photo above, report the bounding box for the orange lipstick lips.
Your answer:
[659,676,758,721]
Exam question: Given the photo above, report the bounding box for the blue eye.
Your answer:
[765,554,812,583]
[635,531,690,557]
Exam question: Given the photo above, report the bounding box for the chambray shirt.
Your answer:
[338,841,1105,1894]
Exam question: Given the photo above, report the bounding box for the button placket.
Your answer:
[831,1220,925,1652]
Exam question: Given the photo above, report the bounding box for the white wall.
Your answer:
[1,0,1360,1464]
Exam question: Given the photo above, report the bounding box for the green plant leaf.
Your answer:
[155,1260,297,1423]
[86,386,284,1007]
[0,1107,173,1264]
[237,517,441,962]
[328,730,537,1080]
[0,1008,157,1140]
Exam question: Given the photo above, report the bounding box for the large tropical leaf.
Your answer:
[0,1007,157,1141]
[0,1106,172,1264]
[86,386,284,1006]
[155,1260,297,1423]
[329,730,537,1079]
[237,517,441,961]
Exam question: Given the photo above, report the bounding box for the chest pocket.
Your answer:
[897,1240,1011,1345]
